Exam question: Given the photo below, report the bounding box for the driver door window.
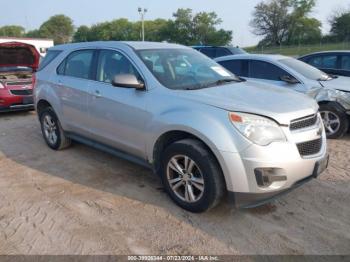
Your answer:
[96,50,141,84]
[249,60,291,81]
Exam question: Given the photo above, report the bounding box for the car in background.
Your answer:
[35,41,327,212]
[215,54,350,139]
[192,45,247,59]
[0,42,40,112]
[299,51,350,77]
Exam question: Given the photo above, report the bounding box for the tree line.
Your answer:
[0,9,232,46]
[250,0,350,47]
[0,1,349,47]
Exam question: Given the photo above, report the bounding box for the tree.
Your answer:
[250,0,291,46]
[286,0,321,44]
[170,8,232,45]
[26,29,42,38]
[0,25,25,37]
[251,0,321,46]
[73,26,90,42]
[329,11,350,42]
[39,15,74,44]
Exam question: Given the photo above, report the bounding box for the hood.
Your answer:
[176,81,319,125]
[320,76,350,92]
[0,42,40,71]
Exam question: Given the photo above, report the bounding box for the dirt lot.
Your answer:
[0,111,349,255]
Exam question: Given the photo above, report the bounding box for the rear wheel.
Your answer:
[319,103,349,139]
[40,107,71,150]
[160,139,225,213]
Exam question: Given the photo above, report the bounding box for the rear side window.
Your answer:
[38,50,62,71]
[57,50,94,79]
[249,60,289,81]
[341,55,350,70]
[218,60,243,76]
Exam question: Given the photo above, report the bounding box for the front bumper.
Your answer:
[215,119,328,208]
[0,88,34,112]
[228,153,329,208]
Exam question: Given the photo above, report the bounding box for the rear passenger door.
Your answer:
[87,49,149,159]
[55,49,96,136]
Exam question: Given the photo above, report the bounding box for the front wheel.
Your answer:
[160,139,225,213]
[319,103,349,139]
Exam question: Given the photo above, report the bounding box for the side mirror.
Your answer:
[112,74,145,90]
[280,75,299,84]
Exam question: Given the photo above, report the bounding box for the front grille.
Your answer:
[6,81,32,86]
[290,114,318,131]
[297,138,322,156]
[10,89,33,96]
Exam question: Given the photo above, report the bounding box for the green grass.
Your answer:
[244,42,350,57]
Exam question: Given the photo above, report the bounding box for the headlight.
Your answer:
[229,112,286,146]
[0,82,4,89]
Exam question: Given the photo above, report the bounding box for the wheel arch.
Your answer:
[151,130,228,190]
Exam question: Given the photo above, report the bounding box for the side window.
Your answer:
[341,55,350,70]
[200,48,216,58]
[58,50,94,79]
[218,60,243,76]
[215,48,231,58]
[322,55,337,69]
[97,50,141,83]
[308,56,323,67]
[249,60,290,81]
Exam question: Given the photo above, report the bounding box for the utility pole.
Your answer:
[138,7,147,41]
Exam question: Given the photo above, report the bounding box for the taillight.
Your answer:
[32,73,37,88]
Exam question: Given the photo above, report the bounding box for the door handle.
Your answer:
[94,90,102,98]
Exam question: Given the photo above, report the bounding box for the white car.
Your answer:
[216,54,350,139]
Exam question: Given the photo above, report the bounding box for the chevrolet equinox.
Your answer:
[34,42,328,212]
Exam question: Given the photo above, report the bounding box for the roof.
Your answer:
[215,53,288,62]
[51,41,188,51]
[300,50,350,58]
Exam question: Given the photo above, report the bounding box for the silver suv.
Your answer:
[35,42,328,212]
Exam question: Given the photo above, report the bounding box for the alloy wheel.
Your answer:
[166,155,205,203]
[321,110,341,136]
[43,115,58,145]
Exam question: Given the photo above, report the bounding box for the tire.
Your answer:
[39,107,71,150]
[160,139,225,213]
[319,103,349,139]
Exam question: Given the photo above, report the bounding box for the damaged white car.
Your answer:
[216,54,350,138]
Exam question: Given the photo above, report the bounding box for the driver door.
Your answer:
[87,49,150,158]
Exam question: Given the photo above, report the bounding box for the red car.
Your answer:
[0,42,39,112]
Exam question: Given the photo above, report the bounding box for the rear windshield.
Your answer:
[38,50,62,71]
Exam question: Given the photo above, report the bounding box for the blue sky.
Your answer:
[3,0,350,47]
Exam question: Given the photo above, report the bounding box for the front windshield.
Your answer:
[137,48,240,90]
[279,58,331,81]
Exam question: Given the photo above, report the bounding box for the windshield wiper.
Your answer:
[184,77,243,90]
[204,78,242,88]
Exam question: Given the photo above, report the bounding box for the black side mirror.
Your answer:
[112,74,145,90]
[280,75,299,84]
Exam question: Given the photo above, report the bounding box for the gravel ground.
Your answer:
[0,111,349,255]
